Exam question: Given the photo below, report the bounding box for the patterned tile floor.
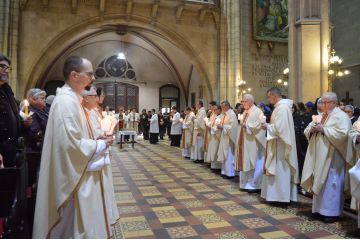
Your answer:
[110,139,358,239]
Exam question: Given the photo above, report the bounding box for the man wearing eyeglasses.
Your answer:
[0,54,32,167]
[33,56,113,238]
[302,92,353,223]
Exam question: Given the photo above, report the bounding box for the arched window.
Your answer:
[96,82,139,111]
[159,84,180,113]
[95,55,136,80]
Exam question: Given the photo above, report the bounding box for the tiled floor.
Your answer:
[110,140,358,239]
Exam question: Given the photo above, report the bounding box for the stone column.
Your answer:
[288,0,330,102]
[219,0,241,106]
[0,0,10,55]
[0,0,20,96]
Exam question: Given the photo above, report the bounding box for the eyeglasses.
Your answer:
[77,71,95,78]
[0,64,11,71]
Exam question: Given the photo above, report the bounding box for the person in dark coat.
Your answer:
[27,88,49,150]
[158,112,166,140]
[0,54,32,167]
[140,109,149,140]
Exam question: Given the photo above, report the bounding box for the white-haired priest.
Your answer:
[302,92,353,223]
[235,94,266,193]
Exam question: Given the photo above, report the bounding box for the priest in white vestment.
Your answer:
[235,94,266,192]
[33,56,113,238]
[170,106,182,147]
[191,101,207,163]
[181,107,195,158]
[349,119,360,228]
[206,105,223,170]
[217,100,239,178]
[81,86,120,233]
[149,109,159,144]
[204,101,217,163]
[124,111,130,129]
[260,87,299,203]
[302,92,353,223]
[128,108,140,132]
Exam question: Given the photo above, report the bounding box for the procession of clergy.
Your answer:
[32,56,360,238]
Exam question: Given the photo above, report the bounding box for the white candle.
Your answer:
[356,121,360,132]
[312,115,322,123]
[24,99,29,118]
[204,117,209,125]
[101,116,112,133]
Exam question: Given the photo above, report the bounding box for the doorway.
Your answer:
[159,84,180,113]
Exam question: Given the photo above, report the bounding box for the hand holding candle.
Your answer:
[239,114,244,122]
[356,120,360,132]
[204,117,209,125]
[312,115,322,124]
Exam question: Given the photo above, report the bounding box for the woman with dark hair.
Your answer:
[297,102,306,113]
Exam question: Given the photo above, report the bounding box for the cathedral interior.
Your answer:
[1,0,360,239]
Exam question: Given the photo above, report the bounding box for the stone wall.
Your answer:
[331,0,360,106]
[0,0,20,95]
[219,0,288,106]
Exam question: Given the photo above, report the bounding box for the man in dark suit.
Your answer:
[0,54,31,167]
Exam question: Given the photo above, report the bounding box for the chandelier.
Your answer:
[328,47,350,90]
[237,79,252,99]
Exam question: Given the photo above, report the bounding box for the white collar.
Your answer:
[57,83,82,102]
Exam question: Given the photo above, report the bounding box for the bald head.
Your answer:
[63,56,95,94]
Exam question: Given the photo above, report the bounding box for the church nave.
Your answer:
[110,141,357,239]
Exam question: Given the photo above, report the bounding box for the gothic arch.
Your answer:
[25,14,214,100]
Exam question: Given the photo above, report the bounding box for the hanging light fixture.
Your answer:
[237,79,251,100]
[328,47,350,91]
[117,52,126,60]
[117,32,126,60]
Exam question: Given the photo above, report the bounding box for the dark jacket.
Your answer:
[28,105,48,150]
[0,83,21,167]
[140,113,149,127]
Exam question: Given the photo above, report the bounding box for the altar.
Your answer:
[117,130,137,149]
